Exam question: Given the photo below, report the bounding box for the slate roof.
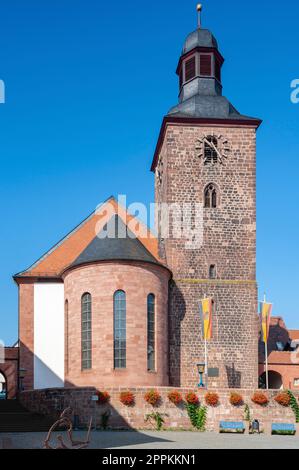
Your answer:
[14,197,163,280]
[182,29,218,55]
[70,215,162,268]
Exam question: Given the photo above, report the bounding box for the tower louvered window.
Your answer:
[185,56,196,82]
[200,54,212,76]
[81,293,92,370]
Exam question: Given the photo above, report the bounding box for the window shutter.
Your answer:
[185,56,196,82]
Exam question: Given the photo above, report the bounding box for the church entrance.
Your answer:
[0,372,7,399]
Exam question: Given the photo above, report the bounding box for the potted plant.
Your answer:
[251,391,269,406]
[97,391,110,405]
[230,392,244,407]
[168,390,183,405]
[205,392,219,407]
[144,389,161,407]
[120,391,135,407]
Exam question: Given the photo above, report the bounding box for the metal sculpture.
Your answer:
[44,407,92,450]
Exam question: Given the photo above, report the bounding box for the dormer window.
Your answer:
[185,56,196,82]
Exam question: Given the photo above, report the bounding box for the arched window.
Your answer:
[81,293,92,370]
[114,291,126,369]
[209,265,217,279]
[147,294,156,372]
[204,135,218,165]
[65,300,69,374]
[204,184,218,208]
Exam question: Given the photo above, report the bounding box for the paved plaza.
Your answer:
[1,431,299,450]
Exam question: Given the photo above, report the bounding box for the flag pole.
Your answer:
[264,293,269,390]
[203,293,208,389]
[204,337,208,389]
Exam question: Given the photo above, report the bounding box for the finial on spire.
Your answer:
[197,4,202,29]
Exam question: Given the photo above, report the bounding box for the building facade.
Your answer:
[13,18,262,392]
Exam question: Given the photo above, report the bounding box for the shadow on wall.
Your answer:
[168,281,186,387]
[18,344,172,447]
[225,364,241,389]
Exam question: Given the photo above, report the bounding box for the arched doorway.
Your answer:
[259,371,283,390]
[0,372,7,399]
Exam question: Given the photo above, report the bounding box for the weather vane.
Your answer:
[197,4,202,29]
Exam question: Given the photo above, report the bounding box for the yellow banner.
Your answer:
[200,298,213,341]
[260,302,273,343]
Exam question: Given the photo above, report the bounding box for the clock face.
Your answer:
[196,134,231,165]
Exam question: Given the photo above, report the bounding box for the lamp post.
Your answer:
[19,368,26,392]
[197,363,206,388]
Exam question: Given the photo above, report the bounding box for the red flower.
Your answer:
[120,391,135,407]
[144,389,161,406]
[185,392,199,405]
[97,391,110,405]
[205,392,219,407]
[251,392,269,406]
[229,392,243,407]
[274,392,290,407]
[168,390,183,405]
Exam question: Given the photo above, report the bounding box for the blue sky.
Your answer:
[0,0,298,345]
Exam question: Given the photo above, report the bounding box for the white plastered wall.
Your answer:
[34,283,65,389]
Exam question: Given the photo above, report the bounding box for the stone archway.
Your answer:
[0,371,7,399]
[259,370,283,390]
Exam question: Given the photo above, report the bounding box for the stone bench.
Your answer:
[272,423,296,435]
[220,421,245,434]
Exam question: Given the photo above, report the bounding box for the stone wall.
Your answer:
[63,261,170,388]
[155,123,259,389]
[20,387,298,433]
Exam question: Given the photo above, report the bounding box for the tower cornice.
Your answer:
[151,115,262,173]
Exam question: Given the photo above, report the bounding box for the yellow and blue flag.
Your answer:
[199,298,213,341]
[260,302,273,343]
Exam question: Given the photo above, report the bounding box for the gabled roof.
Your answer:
[14,197,163,281]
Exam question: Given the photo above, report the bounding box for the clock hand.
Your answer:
[203,138,223,163]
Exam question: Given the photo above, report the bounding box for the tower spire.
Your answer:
[197,3,202,29]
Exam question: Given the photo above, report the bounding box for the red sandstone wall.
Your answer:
[19,282,34,390]
[63,261,170,388]
[155,124,259,389]
[20,387,298,432]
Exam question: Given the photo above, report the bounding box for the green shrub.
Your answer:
[287,390,299,423]
[186,403,207,432]
[145,412,166,431]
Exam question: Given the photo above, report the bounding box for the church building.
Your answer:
[13,9,262,393]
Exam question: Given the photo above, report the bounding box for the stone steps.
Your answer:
[0,400,56,433]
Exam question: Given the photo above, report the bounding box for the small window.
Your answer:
[200,54,212,76]
[294,378,299,387]
[209,265,216,279]
[114,290,126,369]
[147,294,156,372]
[185,56,196,82]
[204,184,218,209]
[81,293,92,370]
[204,135,218,165]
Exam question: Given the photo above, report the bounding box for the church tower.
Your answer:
[152,6,261,389]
